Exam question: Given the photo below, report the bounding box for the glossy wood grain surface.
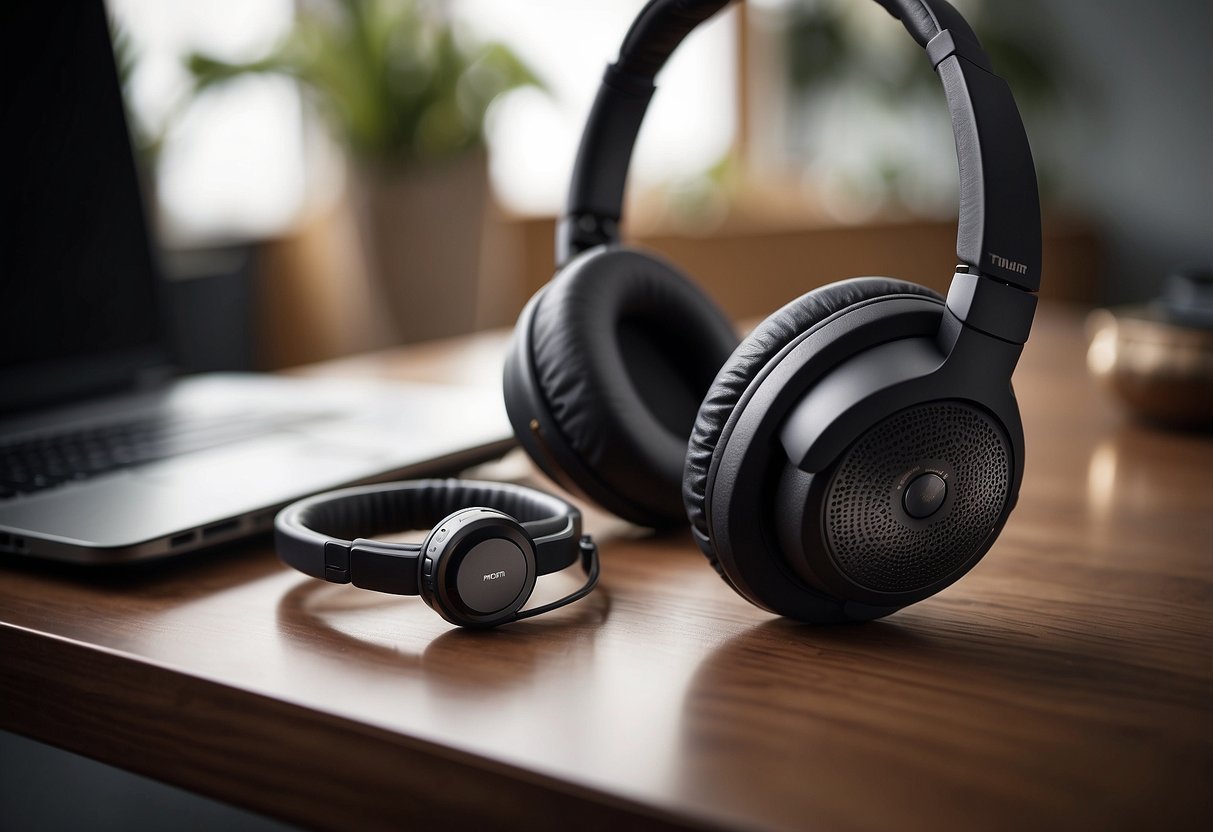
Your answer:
[2,307,1211,831]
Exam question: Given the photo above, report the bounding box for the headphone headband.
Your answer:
[559,0,1041,292]
[276,479,583,595]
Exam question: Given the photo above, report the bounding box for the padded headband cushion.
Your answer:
[683,277,944,547]
[531,246,739,524]
[294,479,575,543]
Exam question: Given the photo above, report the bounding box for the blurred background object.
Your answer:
[103,0,1211,370]
[1086,270,1213,431]
[755,0,1059,220]
[186,0,539,344]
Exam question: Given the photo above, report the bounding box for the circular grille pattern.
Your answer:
[824,401,1011,594]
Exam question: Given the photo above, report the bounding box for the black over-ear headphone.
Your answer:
[276,480,599,628]
[504,0,1041,622]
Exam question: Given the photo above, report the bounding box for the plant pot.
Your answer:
[354,151,489,343]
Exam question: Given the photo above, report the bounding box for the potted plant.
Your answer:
[187,0,538,342]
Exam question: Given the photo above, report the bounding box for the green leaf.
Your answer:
[182,0,540,164]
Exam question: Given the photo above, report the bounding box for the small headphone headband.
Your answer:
[276,479,583,594]
[559,0,1042,292]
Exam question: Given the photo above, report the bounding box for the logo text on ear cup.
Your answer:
[483,570,506,581]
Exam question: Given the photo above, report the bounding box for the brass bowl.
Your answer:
[1086,305,1213,430]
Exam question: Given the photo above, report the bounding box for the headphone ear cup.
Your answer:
[682,277,944,604]
[418,507,538,628]
[505,246,738,527]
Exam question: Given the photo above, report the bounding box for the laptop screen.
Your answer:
[0,1,165,413]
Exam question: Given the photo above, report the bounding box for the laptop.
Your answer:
[0,2,513,564]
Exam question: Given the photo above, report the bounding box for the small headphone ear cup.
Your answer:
[418,508,537,628]
[683,277,944,578]
[510,246,739,527]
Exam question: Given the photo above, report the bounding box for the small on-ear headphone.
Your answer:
[503,0,1041,622]
[275,479,599,628]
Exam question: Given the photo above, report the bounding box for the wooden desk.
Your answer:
[2,308,1210,831]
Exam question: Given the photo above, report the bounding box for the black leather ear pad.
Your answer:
[683,277,944,557]
[528,246,739,526]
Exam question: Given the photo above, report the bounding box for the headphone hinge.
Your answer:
[323,540,351,583]
[945,270,1038,346]
[926,28,993,73]
[556,213,619,266]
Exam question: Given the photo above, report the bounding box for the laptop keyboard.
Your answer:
[0,412,319,499]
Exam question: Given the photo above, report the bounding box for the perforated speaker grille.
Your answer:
[823,401,1011,594]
